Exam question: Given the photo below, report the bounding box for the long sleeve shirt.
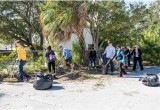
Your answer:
[116,50,126,64]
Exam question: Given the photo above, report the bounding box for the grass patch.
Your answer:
[82,74,95,79]
[95,80,104,88]
[3,78,18,82]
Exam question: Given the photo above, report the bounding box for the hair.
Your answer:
[15,40,21,44]
[108,41,112,44]
[59,45,63,48]
[116,45,121,49]
[47,46,51,50]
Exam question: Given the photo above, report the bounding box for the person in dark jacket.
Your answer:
[89,48,97,68]
[131,46,144,71]
[45,46,58,79]
[124,46,131,67]
[116,46,127,77]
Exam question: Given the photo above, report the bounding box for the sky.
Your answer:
[124,0,156,5]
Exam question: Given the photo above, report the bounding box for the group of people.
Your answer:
[15,39,144,82]
[15,40,73,82]
[89,41,144,77]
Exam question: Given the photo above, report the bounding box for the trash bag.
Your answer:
[139,73,160,87]
[33,73,53,90]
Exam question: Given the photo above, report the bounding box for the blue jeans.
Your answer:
[18,61,30,80]
[90,57,96,67]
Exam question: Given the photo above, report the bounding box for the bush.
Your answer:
[142,46,160,65]
[72,42,83,65]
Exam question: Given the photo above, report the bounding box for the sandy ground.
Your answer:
[0,66,160,110]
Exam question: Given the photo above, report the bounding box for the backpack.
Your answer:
[139,73,160,87]
[49,54,56,61]
[33,73,53,90]
[49,51,56,61]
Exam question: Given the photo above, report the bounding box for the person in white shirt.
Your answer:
[103,41,116,74]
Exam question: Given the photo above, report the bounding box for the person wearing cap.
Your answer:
[131,46,144,71]
[59,46,74,73]
[15,40,31,82]
[103,41,116,74]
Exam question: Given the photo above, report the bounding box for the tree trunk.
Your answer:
[30,45,38,57]
[39,33,44,50]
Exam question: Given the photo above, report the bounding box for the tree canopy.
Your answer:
[0,0,159,64]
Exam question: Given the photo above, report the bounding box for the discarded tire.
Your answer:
[33,73,53,90]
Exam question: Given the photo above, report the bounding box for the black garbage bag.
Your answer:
[33,73,53,90]
[139,73,160,87]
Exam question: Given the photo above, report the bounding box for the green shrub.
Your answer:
[72,42,83,65]
[82,74,95,79]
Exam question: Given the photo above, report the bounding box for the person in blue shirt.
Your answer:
[59,46,74,73]
[115,46,127,77]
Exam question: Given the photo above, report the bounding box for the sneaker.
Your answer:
[53,75,59,80]
[26,76,31,82]
[17,79,24,82]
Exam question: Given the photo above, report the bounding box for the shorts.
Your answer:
[65,57,72,64]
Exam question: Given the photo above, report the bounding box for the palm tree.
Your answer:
[40,1,88,51]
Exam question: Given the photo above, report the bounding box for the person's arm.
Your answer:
[120,51,125,64]
[89,51,91,58]
[139,49,142,57]
[62,49,67,59]
[131,49,134,56]
[103,47,107,55]
[111,47,116,59]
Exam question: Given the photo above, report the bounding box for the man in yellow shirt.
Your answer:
[15,40,31,82]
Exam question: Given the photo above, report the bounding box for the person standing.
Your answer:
[45,46,58,79]
[124,46,131,67]
[15,40,31,82]
[89,48,97,68]
[59,46,74,73]
[103,41,116,74]
[131,46,144,71]
[115,46,127,77]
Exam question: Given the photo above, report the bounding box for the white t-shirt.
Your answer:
[104,45,116,59]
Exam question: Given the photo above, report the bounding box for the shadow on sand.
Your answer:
[48,85,65,91]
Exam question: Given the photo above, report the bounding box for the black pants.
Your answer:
[133,57,143,71]
[128,56,131,67]
[48,61,55,73]
[106,58,114,72]
[119,63,127,77]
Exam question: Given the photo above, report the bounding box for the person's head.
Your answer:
[15,40,21,47]
[108,41,112,46]
[47,46,51,50]
[134,45,138,50]
[116,45,121,50]
[124,46,128,50]
[59,45,63,51]
[121,46,125,50]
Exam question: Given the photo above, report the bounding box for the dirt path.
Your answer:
[0,66,160,110]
